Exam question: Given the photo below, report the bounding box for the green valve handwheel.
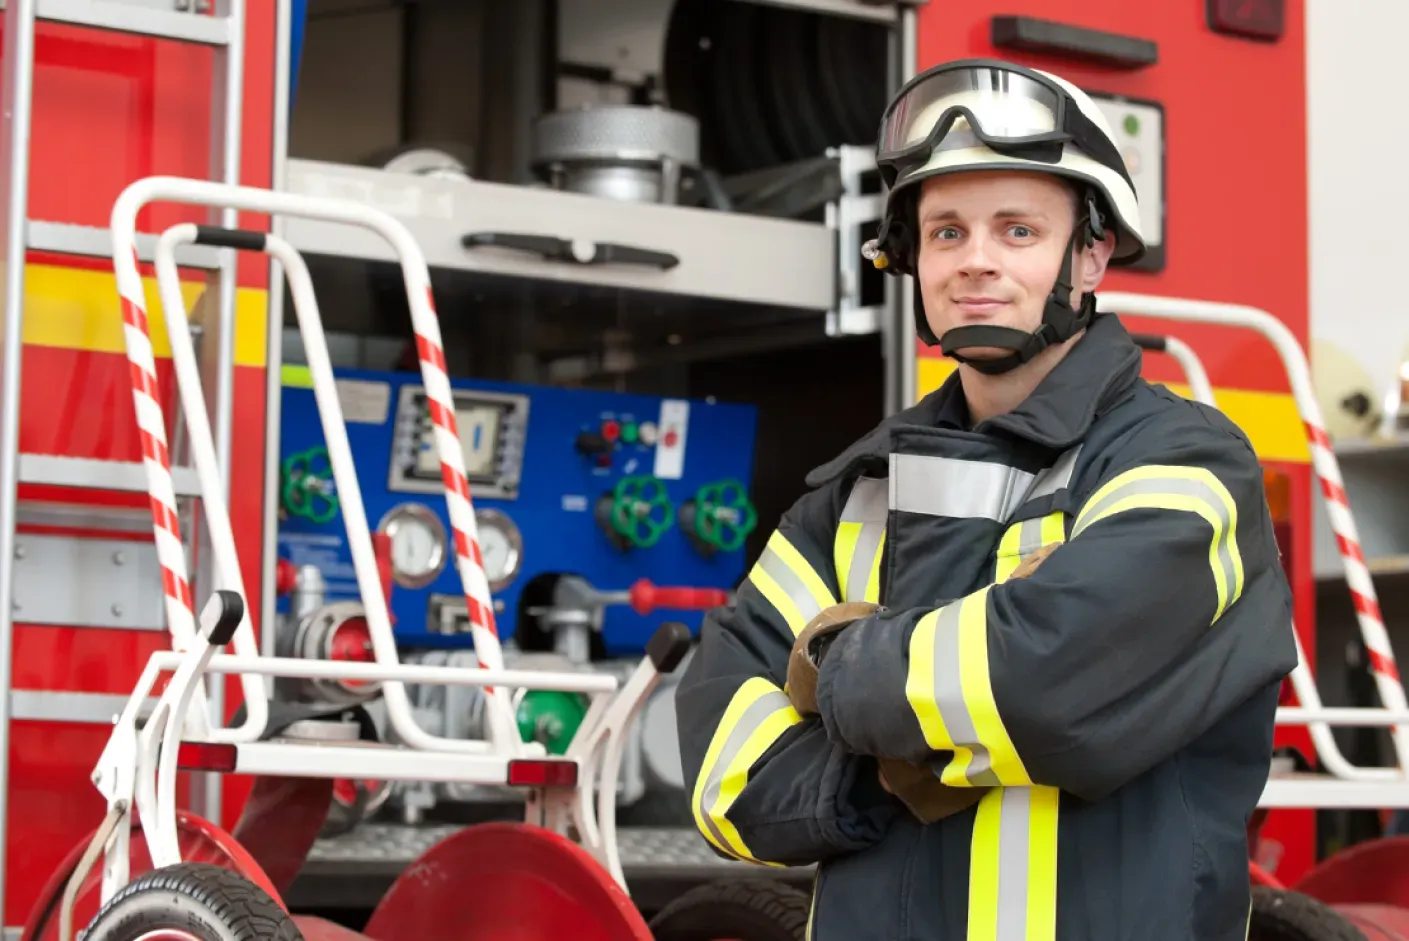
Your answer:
[282,445,339,524]
[517,689,589,756]
[609,474,675,549]
[692,478,758,553]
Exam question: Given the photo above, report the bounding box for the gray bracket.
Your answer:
[11,534,167,631]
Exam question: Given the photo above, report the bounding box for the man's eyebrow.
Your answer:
[994,207,1046,220]
[919,207,1047,223]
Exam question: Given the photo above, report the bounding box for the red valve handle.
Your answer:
[275,558,298,596]
[372,532,396,626]
[628,578,730,616]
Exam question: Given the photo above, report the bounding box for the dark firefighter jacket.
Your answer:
[673,310,1298,941]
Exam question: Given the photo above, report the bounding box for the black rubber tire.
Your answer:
[1250,886,1368,941]
[83,862,303,941]
[649,878,811,941]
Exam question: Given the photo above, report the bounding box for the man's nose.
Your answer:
[957,231,999,278]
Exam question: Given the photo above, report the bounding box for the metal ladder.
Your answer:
[0,0,248,922]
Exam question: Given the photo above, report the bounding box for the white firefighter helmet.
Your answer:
[866,59,1145,371]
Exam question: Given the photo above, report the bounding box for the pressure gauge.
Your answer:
[377,503,448,589]
[475,507,523,592]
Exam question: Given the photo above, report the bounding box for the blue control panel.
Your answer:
[275,367,759,654]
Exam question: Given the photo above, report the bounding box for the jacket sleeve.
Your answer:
[674,484,899,867]
[813,412,1298,803]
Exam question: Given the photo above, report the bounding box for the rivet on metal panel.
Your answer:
[113,550,126,565]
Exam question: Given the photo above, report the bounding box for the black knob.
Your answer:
[1342,391,1372,418]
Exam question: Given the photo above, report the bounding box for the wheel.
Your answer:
[22,811,284,941]
[648,879,811,941]
[1250,886,1368,941]
[82,862,302,941]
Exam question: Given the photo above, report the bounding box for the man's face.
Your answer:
[914,170,1114,360]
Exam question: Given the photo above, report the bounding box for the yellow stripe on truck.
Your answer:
[21,262,270,368]
[917,357,1311,464]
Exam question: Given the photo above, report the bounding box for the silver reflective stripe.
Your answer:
[757,545,827,627]
[842,478,887,603]
[1016,516,1047,556]
[1074,474,1238,606]
[1026,445,1082,501]
[697,688,793,852]
[928,603,1001,787]
[995,787,1035,941]
[890,454,1034,521]
[841,477,888,523]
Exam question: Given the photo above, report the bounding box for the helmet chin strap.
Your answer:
[934,193,1105,377]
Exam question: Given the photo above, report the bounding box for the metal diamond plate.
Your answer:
[308,824,773,872]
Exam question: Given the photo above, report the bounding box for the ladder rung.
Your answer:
[0,0,233,46]
[19,454,202,498]
[27,220,223,270]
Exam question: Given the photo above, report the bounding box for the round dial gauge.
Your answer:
[377,503,448,590]
[475,508,523,592]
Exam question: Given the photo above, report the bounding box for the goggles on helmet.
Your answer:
[875,59,1132,192]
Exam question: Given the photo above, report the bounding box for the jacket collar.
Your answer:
[805,309,1143,488]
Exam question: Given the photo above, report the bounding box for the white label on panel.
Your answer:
[653,399,690,480]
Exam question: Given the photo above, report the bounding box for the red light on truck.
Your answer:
[506,758,579,788]
[177,742,239,773]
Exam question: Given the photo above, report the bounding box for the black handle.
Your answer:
[193,225,268,252]
[203,589,245,646]
[461,231,679,271]
[1130,333,1167,352]
[646,622,693,674]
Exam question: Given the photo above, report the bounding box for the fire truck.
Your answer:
[4,0,1409,938]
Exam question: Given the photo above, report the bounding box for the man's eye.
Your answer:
[1009,225,1034,238]
[932,226,960,241]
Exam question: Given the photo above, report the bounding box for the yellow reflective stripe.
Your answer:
[994,512,1067,584]
[1073,465,1244,620]
[690,676,801,866]
[834,521,862,602]
[805,871,819,941]
[967,786,1060,941]
[862,531,885,603]
[748,530,839,637]
[834,477,887,604]
[906,587,1031,787]
[994,522,1026,583]
[957,586,1029,785]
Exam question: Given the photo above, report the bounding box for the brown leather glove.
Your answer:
[785,602,882,715]
[878,757,987,823]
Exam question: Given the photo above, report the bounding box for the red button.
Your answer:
[663,428,679,448]
[601,420,620,441]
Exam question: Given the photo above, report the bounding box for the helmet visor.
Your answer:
[878,64,1065,167]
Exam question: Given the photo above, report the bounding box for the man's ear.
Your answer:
[1078,232,1117,293]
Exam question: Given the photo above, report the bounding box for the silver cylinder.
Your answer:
[290,563,326,620]
[530,105,700,204]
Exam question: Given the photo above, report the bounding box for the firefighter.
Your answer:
[674,58,1297,940]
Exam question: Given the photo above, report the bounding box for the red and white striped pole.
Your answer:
[406,285,505,676]
[1303,422,1402,687]
[112,244,199,651]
